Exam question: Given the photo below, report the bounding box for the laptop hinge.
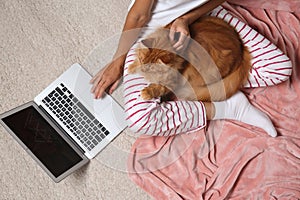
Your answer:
[38,105,86,155]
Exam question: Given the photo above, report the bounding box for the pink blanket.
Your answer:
[127,1,300,199]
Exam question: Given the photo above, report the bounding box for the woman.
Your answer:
[90,0,292,137]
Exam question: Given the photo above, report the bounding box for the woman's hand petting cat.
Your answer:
[90,56,124,99]
[169,17,190,52]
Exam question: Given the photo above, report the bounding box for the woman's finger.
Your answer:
[90,69,104,92]
[169,28,176,42]
[94,79,107,99]
[90,75,101,93]
[176,36,190,51]
[173,32,187,49]
[108,79,121,94]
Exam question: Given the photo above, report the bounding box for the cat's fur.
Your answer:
[128,16,252,101]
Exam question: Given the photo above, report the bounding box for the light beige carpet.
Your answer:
[0,0,151,199]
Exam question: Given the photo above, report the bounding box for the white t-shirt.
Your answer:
[128,0,209,29]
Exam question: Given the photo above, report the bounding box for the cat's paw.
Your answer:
[141,88,155,100]
[127,64,135,74]
[127,61,139,74]
[140,84,168,100]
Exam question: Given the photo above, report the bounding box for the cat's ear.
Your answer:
[140,38,155,49]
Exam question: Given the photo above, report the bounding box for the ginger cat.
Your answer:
[128,16,251,101]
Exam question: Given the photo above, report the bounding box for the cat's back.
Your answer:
[190,16,242,47]
[188,16,244,72]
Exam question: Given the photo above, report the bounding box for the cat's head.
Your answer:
[129,36,185,75]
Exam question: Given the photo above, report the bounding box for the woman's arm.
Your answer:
[91,0,154,99]
[114,0,154,57]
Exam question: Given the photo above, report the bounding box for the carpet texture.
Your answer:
[0,0,151,199]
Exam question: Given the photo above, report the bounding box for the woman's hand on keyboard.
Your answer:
[90,56,125,99]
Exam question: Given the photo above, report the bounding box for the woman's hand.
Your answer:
[169,17,190,52]
[90,56,125,99]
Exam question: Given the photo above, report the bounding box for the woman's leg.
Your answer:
[202,6,292,137]
[125,43,277,137]
[210,6,292,87]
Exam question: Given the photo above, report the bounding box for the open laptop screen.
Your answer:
[2,105,83,178]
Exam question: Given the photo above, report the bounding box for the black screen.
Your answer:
[2,106,83,177]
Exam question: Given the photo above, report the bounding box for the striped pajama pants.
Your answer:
[123,6,292,136]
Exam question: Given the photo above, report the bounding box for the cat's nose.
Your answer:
[149,65,155,70]
[141,64,150,72]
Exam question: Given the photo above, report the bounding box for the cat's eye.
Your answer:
[159,55,172,64]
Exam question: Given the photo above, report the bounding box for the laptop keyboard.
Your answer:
[42,83,110,151]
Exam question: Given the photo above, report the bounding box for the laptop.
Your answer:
[0,63,128,182]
